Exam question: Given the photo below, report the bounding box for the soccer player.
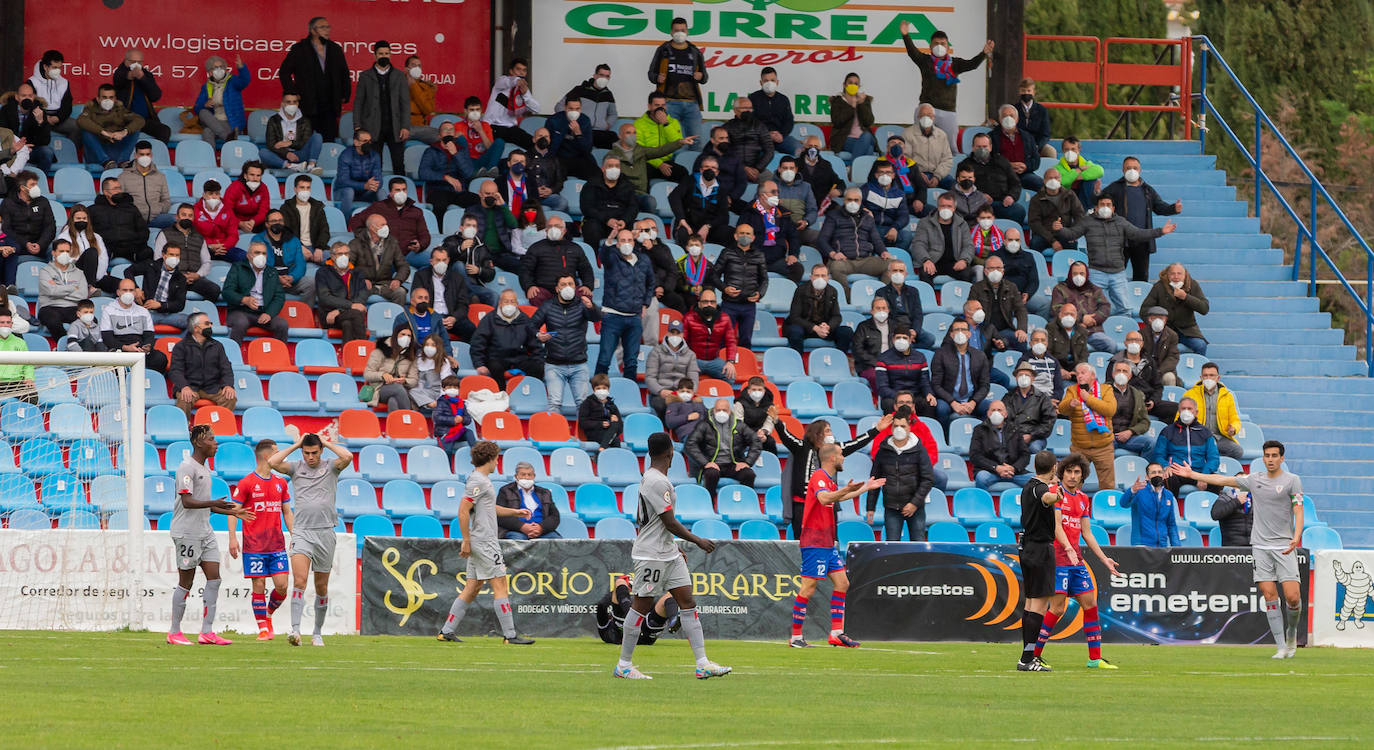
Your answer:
[268,432,352,647]
[437,440,536,645]
[167,424,256,646]
[790,443,885,648]
[614,432,731,680]
[1171,440,1305,658]
[595,574,680,646]
[1016,450,1061,671]
[1032,452,1121,669]
[229,440,294,640]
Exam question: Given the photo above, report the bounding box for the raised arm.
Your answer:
[267,438,303,474]
[1167,462,1240,489]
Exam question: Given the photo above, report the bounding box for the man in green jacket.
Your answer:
[0,312,33,387]
[222,241,288,343]
[634,92,688,182]
[609,122,695,212]
[1055,136,1105,211]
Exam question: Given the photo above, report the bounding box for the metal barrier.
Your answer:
[1023,35,1191,138]
[1194,34,1374,376]
[1022,35,1101,110]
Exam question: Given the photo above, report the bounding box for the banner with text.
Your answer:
[361,537,831,639]
[1311,549,1374,648]
[530,0,989,125]
[846,543,1309,645]
[0,530,356,634]
[23,0,490,112]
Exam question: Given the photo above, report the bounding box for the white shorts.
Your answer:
[171,533,219,570]
[466,539,507,581]
[631,557,692,598]
[291,528,337,573]
[1253,547,1301,583]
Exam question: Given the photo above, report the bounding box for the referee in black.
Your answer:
[1017,450,1061,672]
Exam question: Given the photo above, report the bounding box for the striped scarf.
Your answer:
[754,201,779,245]
[1080,381,1110,434]
[971,225,1004,257]
[682,255,709,287]
[933,56,959,85]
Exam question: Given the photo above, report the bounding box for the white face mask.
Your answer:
[1169,280,1184,290]
[1202,377,1218,391]
[433,261,449,276]
[595,388,610,400]
[1060,315,1076,329]
[289,188,310,203]
[892,426,909,442]
[396,336,411,349]
[1124,168,1140,183]
[873,310,889,323]
[931,44,948,57]
[1097,206,1114,220]
[119,292,135,306]
[604,167,621,181]
[1045,178,1061,191]
[244,180,261,192]
[978,217,994,230]
[877,174,893,187]
[251,254,267,269]
[762,81,778,94]
[467,109,482,122]
[687,244,702,257]
[1126,342,1141,355]
[970,309,985,324]
[27,185,41,199]
[749,390,765,402]
[1113,373,1130,387]
[918,116,934,130]
[1016,374,1033,389]
[1004,240,1021,253]
[938,207,954,221]
[765,194,780,207]
[443,387,460,398]
[392,191,408,205]
[779,169,796,183]
[282,103,300,117]
[47,67,62,81]
[1064,150,1078,163]
[1001,116,1017,130]
[164,255,180,269]
[986,270,1003,284]
[637,231,653,244]
[890,272,906,286]
[516,477,535,490]
[1031,342,1047,356]
[594,76,610,90]
[56,251,72,266]
[136,155,153,168]
[559,286,576,301]
[0,327,11,339]
[823,435,837,444]
[672,31,688,44]
[714,410,729,424]
[203,197,220,211]
[1179,410,1196,425]
[618,242,635,256]
[211,68,227,81]
[845,200,861,214]
[423,345,438,357]
[893,338,911,353]
[99,98,115,111]
[79,312,95,325]
[677,390,692,401]
[811,277,827,291]
[1072,274,1086,287]
[376,225,392,239]
[410,67,423,80]
[988,411,1005,426]
[334,255,350,269]
[666,334,683,348]
[952,331,969,346]
[500,304,518,318]
[461,226,478,240]
[1150,318,1166,333]
[546,226,565,241]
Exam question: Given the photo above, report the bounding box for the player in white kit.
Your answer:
[615,432,731,680]
[167,425,256,645]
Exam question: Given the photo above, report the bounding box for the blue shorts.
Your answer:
[1054,565,1094,596]
[800,546,846,579]
[243,551,290,578]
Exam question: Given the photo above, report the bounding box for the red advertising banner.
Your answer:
[22,0,491,113]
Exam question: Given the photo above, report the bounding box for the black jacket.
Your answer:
[816,204,886,261]
[970,278,1027,333]
[529,296,601,365]
[1019,99,1052,150]
[799,156,845,207]
[644,241,684,299]
[0,94,51,147]
[279,37,352,113]
[279,197,330,253]
[0,195,56,250]
[1109,351,1164,404]
[579,177,639,234]
[1097,178,1180,255]
[471,310,541,369]
[496,482,561,534]
[411,266,470,322]
[693,145,747,204]
[866,435,936,511]
[526,149,567,197]
[669,177,731,231]
[139,265,188,314]
[993,246,1042,299]
[785,283,841,333]
[315,264,369,314]
[88,193,149,258]
[169,332,233,393]
[520,239,595,293]
[852,314,911,373]
[930,341,990,404]
[1003,386,1056,441]
[684,415,761,473]
[875,348,931,400]
[874,283,925,331]
[578,395,622,434]
[1210,488,1254,547]
[441,236,497,287]
[748,89,794,138]
[738,202,799,265]
[958,153,1021,203]
[722,116,774,172]
[712,244,769,303]
[969,422,1030,475]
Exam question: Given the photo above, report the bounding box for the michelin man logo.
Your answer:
[1333,560,1373,630]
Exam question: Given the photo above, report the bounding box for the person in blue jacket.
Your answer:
[191,55,250,146]
[1120,462,1181,547]
[1152,396,1219,496]
[334,128,383,217]
[251,210,314,306]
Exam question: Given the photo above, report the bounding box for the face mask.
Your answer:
[595,388,610,400]
[973,147,991,161]
[1064,150,1078,163]
[890,272,906,286]
[251,254,267,269]
[1202,377,1218,391]
[1005,240,1021,253]
[618,242,634,256]
[375,225,390,239]
[1126,342,1141,355]
[952,331,969,346]
[737,110,754,123]
[666,334,683,348]
[423,345,438,357]
[873,310,889,323]
[937,208,954,221]
[467,110,482,122]
[1031,342,1047,356]
[99,98,115,111]
[267,224,284,236]
[334,255,350,269]
[73,218,93,232]
[748,390,765,402]
[119,292,135,306]
[203,197,220,211]
[535,137,550,150]
[1113,373,1130,387]
[396,336,411,349]
[604,167,621,181]
[1179,410,1195,425]
[409,67,423,80]
[594,76,610,90]
[56,251,72,266]
[135,154,153,169]
[178,218,193,230]
[1045,178,1061,191]
[47,66,63,81]
[28,185,41,199]
[736,235,752,247]
[893,338,910,353]
[811,277,827,291]
[1072,274,1086,287]
[79,312,95,325]
[687,244,703,258]
[516,478,535,490]
[622,132,636,147]
[987,270,1004,284]
[888,144,903,159]
[805,147,819,161]
[918,116,934,130]
[957,179,975,191]
[892,427,909,442]
[1001,116,1017,130]
[779,169,796,183]
[1097,206,1114,220]
[970,309,985,324]
[1124,168,1140,183]
[1020,93,1034,103]
[822,435,837,446]
[988,412,1004,426]
[978,218,994,231]
[714,410,729,424]
[279,102,301,117]
[1017,374,1033,389]
[1169,280,1184,290]
[672,31,688,44]
[636,231,654,245]
[459,225,478,240]
[546,226,565,241]
[392,191,408,205]
[677,390,692,400]
[164,255,180,270]
[762,81,778,94]
[764,194,780,207]
[877,174,893,187]
[1060,316,1076,329]
[1149,475,1165,488]
[845,200,860,214]
[931,44,948,57]
[0,327,11,339]
[1150,318,1165,333]
[843,84,859,96]
[211,68,227,81]
[701,168,717,182]
[555,285,576,302]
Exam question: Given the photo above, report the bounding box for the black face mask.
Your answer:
[178,218,193,230]
[738,111,753,123]
[441,135,456,145]
[714,142,730,154]
[375,57,390,68]
[112,192,132,204]
[1020,93,1034,103]
[698,304,717,320]
[73,220,88,232]
[1149,475,1165,488]
[701,168,717,182]
[535,137,550,150]
[805,147,819,160]
[483,195,497,208]
[267,224,284,235]
[958,179,975,191]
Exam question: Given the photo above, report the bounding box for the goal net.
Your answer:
[0,351,148,631]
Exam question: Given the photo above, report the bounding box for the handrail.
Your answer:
[1194,34,1374,375]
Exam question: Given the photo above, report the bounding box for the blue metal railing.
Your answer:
[1193,35,1374,376]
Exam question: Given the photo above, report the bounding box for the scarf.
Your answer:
[933,56,959,85]
[888,154,914,194]
[441,396,467,442]
[971,225,1004,258]
[754,200,779,245]
[1080,381,1110,434]
[507,175,526,215]
[682,254,709,287]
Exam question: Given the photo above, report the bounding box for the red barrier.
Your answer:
[1103,37,1192,137]
[1022,35,1102,110]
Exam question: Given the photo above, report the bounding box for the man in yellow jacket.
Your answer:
[635,92,687,183]
[1183,362,1243,460]
[1058,362,1116,491]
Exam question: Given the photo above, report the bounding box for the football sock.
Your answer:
[680,608,709,667]
[267,588,286,614]
[251,593,268,627]
[170,585,189,633]
[290,587,306,632]
[791,595,808,638]
[619,608,646,667]
[313,596,328,636]
[1264,599,1286,650]
[494,598,516,639]
[829,591,846,634]
[1083,606,1102,661]
[1033,610,1060,658]
[1285,604,1301,649]
[441,597,468,635]
[1020,610,1044,663]
[201,579,221,634]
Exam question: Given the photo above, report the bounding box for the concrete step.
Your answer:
[1226,376,1374,395]
[1284,453,1374,470]
[1319,508,1374,528]
[1207,327,1340,345]
[1156,233,1273,249]
[1082,140,1200,155]
[1145,169,1229,186]
[1291,475,1374,494]
[1247,407,1374,427]
[1176,264,1294,281]
[1205,298,1321,315]
[1299,492,1371,512]
[1229,393,1374,414]
[1330,525,1374,548]
[1172,201,1251,217]
[1205,311,1331,327]
[1160,185,1236,202]
[1208,344,1359,361]
[1168,215,1261,233]
[1216,358,1366,377]
[1153,247,1282,265]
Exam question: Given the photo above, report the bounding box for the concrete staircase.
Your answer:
[1083,139,1372,547]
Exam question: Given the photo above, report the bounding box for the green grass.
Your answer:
[4,632,1373,749]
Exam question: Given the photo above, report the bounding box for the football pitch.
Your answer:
[5,631,1372,749]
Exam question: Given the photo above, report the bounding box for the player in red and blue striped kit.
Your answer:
[1032,453,1121,669]
[229,440,294,641]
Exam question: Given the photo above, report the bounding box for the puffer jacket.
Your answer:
[911,213,973,266]
[1098,177,1180,255]
[777,176,818,226]
[1153,419,1219,474]
[957,153,1021,203]
[1140,268,1209,340]
[644,341,699,396]
[529,294,601,365]
[1051,278,1111,334]
[1004,385,1056,441]
[875,348,932,401]
[712,244,768,304]
[1058,381,1116,450]
[609,140,681,195]
[866,434,936,511]
[633,111,684,170]
[347,198,431,257]
[559,77,618,132]
[0,194,56,249]
[335,146,382,194]
[969,421,1030,475]
[190,64,250,129]
[669,177,730,231]
[1183,380,1241,441]
[470,309,540,370]
[684,415,761,474]
[1055,213,1164,274]
[683,309,736,363]
[851,314,911,373]
[169,331,233,393]
[861,180,909,234]
[722,116,774,171]
[816,205,886,260]
[1211,487,1254,547]
[520,238,595,293]
[1027,187,1085,244]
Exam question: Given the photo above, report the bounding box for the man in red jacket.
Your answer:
[193,180,241,263]
[683,288,737,382]
[347,176,432,268]
[223,161,271,234]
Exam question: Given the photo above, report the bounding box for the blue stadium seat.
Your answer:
[336,478,379,519]
[142,370,175,407]
[1303,525,1343,550]
[383,479,433,517]
[753,449,783,488]
[837,519,875,547]
[609,377,648,415]
[315,372,360,413]
[1091,490,1131,530]
[1114,522,1134,546]
[358,445,407,483]
[785,380,833,419]
[226,372,268,410]
[406,445,453,484]
[595,447,640,489]
[292,341,341,375]
[1113,455,1147,489]
[163,441,193,471]
[550,446,596,485]
[87,474,126,512]
[837,451,872,488]
[946,417,979,456]
[834,380,880,419]
[807,347,852,386]
[952,488,999,526]
[220,141,260,175]
[66,438,115,479]
[352,513,396,552]
[998,488,1022,529]
[7,507,51,530]
[1102,316,1137,348]
[937,454,972,490]
[20,438,64,476]
[1084,521,1111,547]
[762,348,808,386]
[927,520,969,543]
[35,367,77,405]
[622,413,664,453]
[191,170,232,198]
[1046,419,1072,454]
[763,485,784,523]
[939,281,972,315]
[921,312,954,343]
[1176,526,1204,546]
[559,517,590,539]
[429,480,464,521]
[493,446,541,482]
[1236,422,1265,460]
[107,510,151,530]
[738,519,780,540]
[0,472,40,512]
[1216,456,1243,476]
[38,473,84,513]
[139,475,175,516]
[1175,352,1205,386]
[242,406,293,443]
[575,484,628,523]
[594,516,636,539]
[23,331,50,352]
[0,401,43,440]
[537,482,573,520]
[749,311,786,348]
[52,166,97,203]
[153,510,175,530]
[508,377,549,416]
[1302,496,1325,528]
[673,484,720,523]
[761,278,797,313]
[17,262,44,300]
[399,514,444,538]
[147,404,190,444]
[1050,249,1088,280]
[45,403,90,442]
[267,372,319,414]
[1183,491,1220,531]
[212,441,255,481]
[692,518,733,540]
[367,302,405,338]
[974,521,1015,544]
[718,485,765,524]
